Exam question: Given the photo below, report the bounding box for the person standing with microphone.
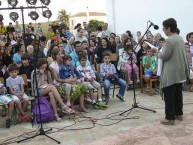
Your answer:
[152,18,189,125]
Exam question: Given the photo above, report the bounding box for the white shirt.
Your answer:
[157,48,163,76]
[50,61,60,86]
[97,31,106,38]
[76,65,96,79]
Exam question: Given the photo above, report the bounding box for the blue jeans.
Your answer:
[103,78,126,98]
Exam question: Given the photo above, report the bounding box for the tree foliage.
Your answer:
[57,9,70,25]
[88,19,105,32]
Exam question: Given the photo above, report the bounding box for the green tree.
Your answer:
[57,9,70,26]
[88,19,105,32]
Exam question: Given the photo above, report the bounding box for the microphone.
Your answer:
[148,20,159,30]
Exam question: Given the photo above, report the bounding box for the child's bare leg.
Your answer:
[15,101,25,116]
[66,94,71,106]
[145,75,150,83]
[8,101,14,118]
[22,99,29,112]
[89,89,95,100]
[97,87,102,100]
[79,94,89,113]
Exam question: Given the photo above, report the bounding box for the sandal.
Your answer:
[62,107,75,114]
[55,114,62,122]
[66,101,71,107]
[80,106,90,113]
[128,81,133,85]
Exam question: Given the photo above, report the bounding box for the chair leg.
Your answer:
[112,84,116,98]
[149,79,153,96]
[13,104,18,125]
[140,77,144,93]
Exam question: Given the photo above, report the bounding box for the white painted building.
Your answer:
[69,12,107,30]
[106,0,193,40]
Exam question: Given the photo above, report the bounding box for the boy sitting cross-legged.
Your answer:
[6,64,32,123]
[100,51,126,102]
[77,52,107,109]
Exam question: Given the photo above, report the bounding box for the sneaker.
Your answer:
[116,94,125,102]
[136,79,140,84]
[97,101,108,108]
[6,118,11,128]
[18,114,23,123]
[24,115,32,122]
[146,84,149,91]
[92,103,101,109]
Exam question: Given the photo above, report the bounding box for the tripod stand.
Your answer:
[119,23,156,116]
[17,37,60,144]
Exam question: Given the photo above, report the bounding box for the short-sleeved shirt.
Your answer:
[6,76,24,95]
[13,52,22,65]
[6,26,15,33]
[50,61,60,86]
[14,26,22,34]
[77,65,95,79]
[70,51,90,67]
[142,55,158,72]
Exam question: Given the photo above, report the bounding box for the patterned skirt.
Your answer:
[56,82,88,103]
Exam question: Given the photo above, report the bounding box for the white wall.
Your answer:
[69,16,107,31]
[106,0,193,40]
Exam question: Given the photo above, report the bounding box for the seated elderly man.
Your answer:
[27,45,34,58]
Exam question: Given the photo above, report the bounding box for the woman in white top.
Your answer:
[49,48,89,112]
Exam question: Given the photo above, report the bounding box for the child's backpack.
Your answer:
[33,97,54,124]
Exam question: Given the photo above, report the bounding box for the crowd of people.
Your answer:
[0,18,192,128]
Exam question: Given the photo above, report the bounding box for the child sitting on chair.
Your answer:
[77,52,107,109]
[124,44,140,84]
[6,64,32,124]
[142,47,158,90]
[100,51,126,102]
[59,54,89,112]
[0,82,14,128]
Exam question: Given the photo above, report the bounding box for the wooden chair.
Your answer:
[140,61,159,96]
[110,53,118,61]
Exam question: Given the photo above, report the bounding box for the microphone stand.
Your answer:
[17,38,60,144]
[119,24,156,116]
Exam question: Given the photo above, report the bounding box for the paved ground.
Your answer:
[0,88,193,145]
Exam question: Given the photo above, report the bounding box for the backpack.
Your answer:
[33,97,54,124]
